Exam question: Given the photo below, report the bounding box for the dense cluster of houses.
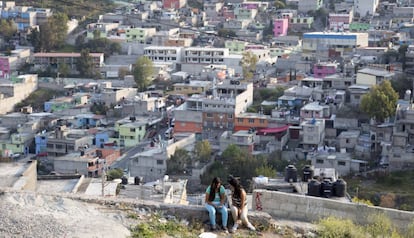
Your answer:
[0,0,414,187]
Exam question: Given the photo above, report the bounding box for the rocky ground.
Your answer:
[0,190,317,238]
[0,191,132,238]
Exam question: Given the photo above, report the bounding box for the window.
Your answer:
[354,95,360,99]
[157,160,163,165]
[346,139,350,143]
[47,143,54,148]
[237,118,244,123]
[56,144,63,149]
[206,113,213,118]
[130,128,135,132]
[248,119,254,123]
[316,159,324,164]
[338,161,346,166]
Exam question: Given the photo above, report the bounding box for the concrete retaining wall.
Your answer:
[252,190,414,231]
[12,160,37,191]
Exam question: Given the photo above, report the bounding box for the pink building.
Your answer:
[329,12,353,31]
[313,62,338,78]
[0,57,11,78]
[273,18,289,37]
[163,0,186,9]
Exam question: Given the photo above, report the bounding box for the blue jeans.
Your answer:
[205,202,228,227]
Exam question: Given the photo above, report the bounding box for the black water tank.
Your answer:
[307,179,321,197]
[333,179,347,197]
[134,176,142,185]
[121,176,128,185]
[321,179,333,198]
[302,165,314,182]
[285,165,297,182]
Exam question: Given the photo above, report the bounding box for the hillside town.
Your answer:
[1,0,414,237]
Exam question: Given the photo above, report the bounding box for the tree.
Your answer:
[255,165,276,177]
[83,38,121,58]
[263,19,274,39]
[118,67,130,80]
[273,0,286,9]
[76,49,97,78]
[58,63,70,78]
[75,33,86,50]
[360,80,399,123]
[240,51,258,81]
[194,140,212,163]
[398,44,408,70]
[106,168,123,180]
[0,19,17,41]
[167,148,190,175]
[39,13,68,51]
[391,74,413,99]
[28,28,41,52]
[132,56,154,91]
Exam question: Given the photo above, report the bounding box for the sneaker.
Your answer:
[222,227,229,233]
[230,224,238,233]
[247,223,256,231]
[210,224,217,231]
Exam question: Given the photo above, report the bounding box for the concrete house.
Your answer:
[309,152,368,176]
[46,125,93,157]
[337,130,360,153]
[301,118,325,150]
[219,130,256,154]
[356,68,394,86]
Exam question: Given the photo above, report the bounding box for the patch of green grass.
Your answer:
[130,214,200,238]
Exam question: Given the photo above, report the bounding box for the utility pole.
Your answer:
[102,167,106,197]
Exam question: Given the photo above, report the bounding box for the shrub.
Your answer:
[316,217,366,238]
[106,168,123,181]
[352,197,374,206]
[365,213,396,238]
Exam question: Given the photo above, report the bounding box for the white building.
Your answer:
[354,0,379,17]
[181,47,230,74]
[143,46,183,63]
[298,0,323,13]
[302,32,369,60]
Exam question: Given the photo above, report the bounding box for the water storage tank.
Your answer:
[321,179,333,198]
[307,179,321,197]
[121,176,128,185]
[333,179,347,197]
[134,176,142,185]
[302,165,314,182]
[284,165,297,182]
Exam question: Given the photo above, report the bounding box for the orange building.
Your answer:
[234,112,270,132]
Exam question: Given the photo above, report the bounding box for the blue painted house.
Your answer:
[75,114,104,128]
[35,132,48,155]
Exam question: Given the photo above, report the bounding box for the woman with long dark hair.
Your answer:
[205,177,228,232]
[228,176,256,233]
